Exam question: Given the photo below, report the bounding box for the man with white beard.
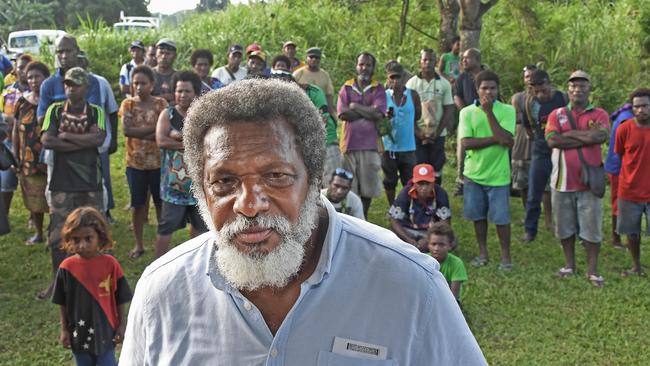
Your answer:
[120,79,487,365]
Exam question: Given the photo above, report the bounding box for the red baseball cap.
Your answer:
[412,164,435,183]
[246,43,262,54]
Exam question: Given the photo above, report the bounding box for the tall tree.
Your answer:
[458,0,498,51]
[436,0,460,54]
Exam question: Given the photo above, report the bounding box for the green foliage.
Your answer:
[0,0,57,40]
[481,0,649,111]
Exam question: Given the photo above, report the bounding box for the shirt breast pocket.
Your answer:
[317,351,396,366]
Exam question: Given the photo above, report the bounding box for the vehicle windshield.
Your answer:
[10,36,39,48]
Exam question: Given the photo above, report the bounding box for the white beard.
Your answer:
[208,189,320,291]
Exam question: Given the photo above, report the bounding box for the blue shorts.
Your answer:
[126,167,161,208]
[617,198,650,236]
[463,178,510,225]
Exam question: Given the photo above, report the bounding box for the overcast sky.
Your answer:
[148,0,247,15]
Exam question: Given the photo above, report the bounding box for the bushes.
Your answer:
[61,0,647,112]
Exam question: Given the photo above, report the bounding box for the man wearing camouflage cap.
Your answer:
[40,67,107,298]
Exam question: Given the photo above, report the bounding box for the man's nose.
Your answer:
[233,177,270,218]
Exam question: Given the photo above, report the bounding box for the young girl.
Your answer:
[52,207,132,365]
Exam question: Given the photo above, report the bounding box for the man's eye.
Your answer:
[265,172,295,187]
[208,177,238,194]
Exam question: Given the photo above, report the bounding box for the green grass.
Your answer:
[1,132,649,365]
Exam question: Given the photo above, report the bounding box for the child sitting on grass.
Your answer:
[52,207,132,365]
[427,221,467,304]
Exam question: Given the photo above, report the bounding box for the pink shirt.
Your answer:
[337,79,387,153]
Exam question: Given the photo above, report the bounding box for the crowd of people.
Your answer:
[0,33,649,364]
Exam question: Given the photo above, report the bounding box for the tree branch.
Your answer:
[478,0,498,17]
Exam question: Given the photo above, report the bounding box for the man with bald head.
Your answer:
[120,78,487,365]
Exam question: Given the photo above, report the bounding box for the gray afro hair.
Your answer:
[183,78,326,201]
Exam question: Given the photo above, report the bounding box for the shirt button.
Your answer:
[243,301,252,311]
[270,348,278,358]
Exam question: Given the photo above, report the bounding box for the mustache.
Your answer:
[219,214,292,241]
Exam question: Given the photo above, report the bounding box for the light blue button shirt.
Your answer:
[120,197,487,365]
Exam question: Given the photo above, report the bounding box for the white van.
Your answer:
[7,30,67,57]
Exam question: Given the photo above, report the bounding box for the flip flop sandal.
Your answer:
[621,269,647,277]
[556,267,575,278]
[25,234,43,246]
[128,249,145,259]
[498,263,514,272]
[470,256,489,267]
[587,274,605,287]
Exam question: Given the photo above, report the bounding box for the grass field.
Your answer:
[0,133,648,365]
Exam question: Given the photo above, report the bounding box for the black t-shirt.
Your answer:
[153,70,175,98]
[522,90,567,156]
[454,72,479,107]
[43,102,105,192]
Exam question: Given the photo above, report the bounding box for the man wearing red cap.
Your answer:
[388,163,451,251]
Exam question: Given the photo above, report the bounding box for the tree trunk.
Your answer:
[399,0,410,46]
[436,0,460,55]
[458,0,498,52]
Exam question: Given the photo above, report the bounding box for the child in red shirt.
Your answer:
[52,207,132,365]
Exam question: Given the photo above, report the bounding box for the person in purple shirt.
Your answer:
[337,52,387,218]
[604,102,633,249]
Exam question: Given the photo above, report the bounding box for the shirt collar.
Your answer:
[205,195,340,292]
[567,102,594,112]
[416,72,440,80]
[343,78,380,94]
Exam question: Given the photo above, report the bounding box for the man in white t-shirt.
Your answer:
[405,48,454,184]
[211,44,247,86]
[119,40,145,97]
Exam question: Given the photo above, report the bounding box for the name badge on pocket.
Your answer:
[332,337,388,360]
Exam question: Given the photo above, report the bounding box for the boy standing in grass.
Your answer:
[428,221,467,303]
[458,70,515,271]
[614,88,650,277]
[119,65,168,259]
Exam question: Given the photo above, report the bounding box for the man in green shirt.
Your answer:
[458,70,515,270]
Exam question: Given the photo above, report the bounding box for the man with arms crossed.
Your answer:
[546,70,609,287]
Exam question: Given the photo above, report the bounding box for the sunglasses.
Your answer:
[334,167,353,180]
[307,55,320,59]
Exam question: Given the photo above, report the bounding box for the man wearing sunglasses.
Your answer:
[321,168,365,219]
